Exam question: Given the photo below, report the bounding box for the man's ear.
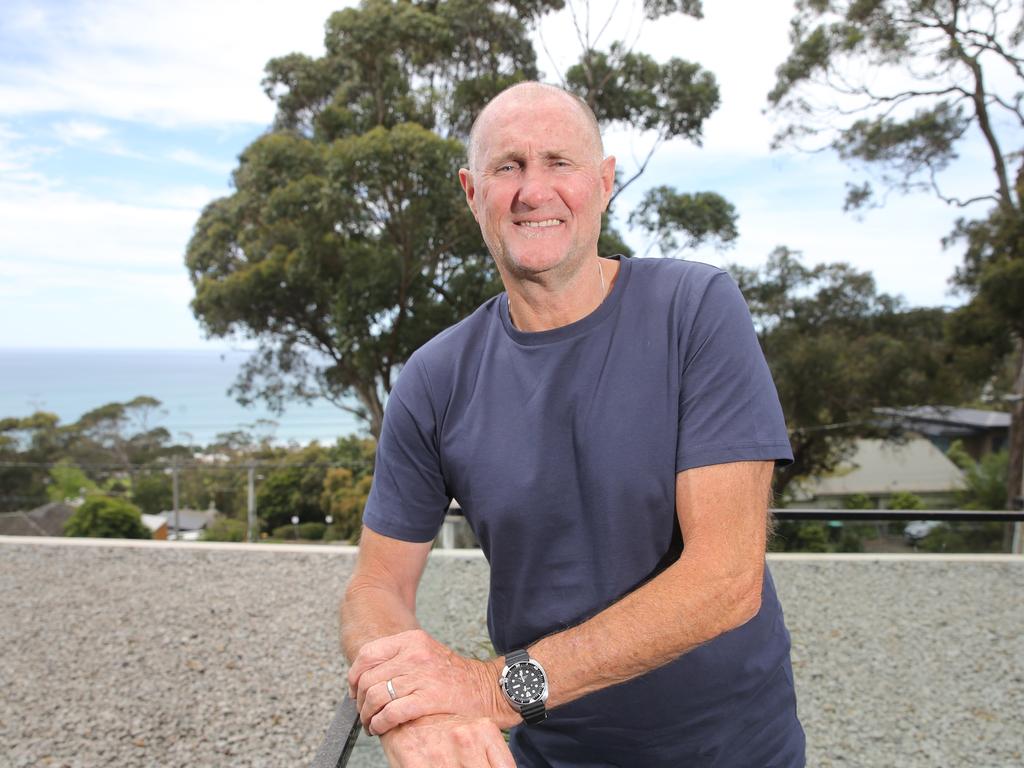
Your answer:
[458,168,478,219]
[599,156,616,210]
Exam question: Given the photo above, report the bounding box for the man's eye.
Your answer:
[497,163,517,173]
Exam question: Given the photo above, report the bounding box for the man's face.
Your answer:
[459,91,615,281]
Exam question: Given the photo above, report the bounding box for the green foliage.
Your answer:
[732,247,983,497]
[322,467,373,543]
[918,522,1006,553]
[298,521,326,540]
[46,462,99,502]
[267,520,326,540]
[946,440,1008,511]
[769,521,829,552]
[628,187,737,255]
[202,517,247,542]
[886,491,924,510]
[187,0,732,436]
[64,496,151,539]
[768,1,1024,511]
[131,472,173,515]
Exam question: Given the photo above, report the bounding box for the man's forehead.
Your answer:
[472,87,602,164]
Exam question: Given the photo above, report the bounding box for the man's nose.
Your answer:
[515,166,555,209]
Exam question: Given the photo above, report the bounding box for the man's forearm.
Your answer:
[340,579,421,664]
[522,547,763,710]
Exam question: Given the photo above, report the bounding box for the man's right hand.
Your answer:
[378,713,516,768]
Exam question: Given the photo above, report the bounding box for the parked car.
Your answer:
[904,520,943,544]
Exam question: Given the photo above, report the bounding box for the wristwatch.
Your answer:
[499,649,548,724]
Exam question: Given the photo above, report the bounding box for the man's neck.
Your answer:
[505,257,619,333]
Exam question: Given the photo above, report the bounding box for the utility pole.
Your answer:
[172,458,180,542]
[247,462,257,543]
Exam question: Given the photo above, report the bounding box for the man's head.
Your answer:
[459,82,615,281]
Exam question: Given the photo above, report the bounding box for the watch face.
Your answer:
[504,661,546,705]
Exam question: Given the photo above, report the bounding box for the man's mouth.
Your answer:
[515,219,562,229]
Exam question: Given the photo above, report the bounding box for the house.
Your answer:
[876,406,1010,460]
[0,501,77,537]
[141,514,168,540]
[789,437,966,509]
[158,504,218,541]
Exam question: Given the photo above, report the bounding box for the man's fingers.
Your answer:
[359,678,395,727]
[369,692,429,735]
[347,633,403,691]
[485,739,517,768]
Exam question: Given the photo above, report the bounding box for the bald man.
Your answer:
[342,83,805,767]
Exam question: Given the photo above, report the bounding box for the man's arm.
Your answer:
[340,527,431,662]
[341,527,516,768]
[350,459,773,734]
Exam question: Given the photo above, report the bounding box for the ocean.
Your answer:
[0,348,364,446]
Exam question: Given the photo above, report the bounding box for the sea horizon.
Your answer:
[0,348,365,446]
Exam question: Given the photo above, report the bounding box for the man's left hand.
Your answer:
[348,629,518,736]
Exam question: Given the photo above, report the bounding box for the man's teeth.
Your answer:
[518,219,561,228]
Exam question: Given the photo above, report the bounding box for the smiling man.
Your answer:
[341,82,805,767]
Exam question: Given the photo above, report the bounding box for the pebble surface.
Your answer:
[1,541,1021,767]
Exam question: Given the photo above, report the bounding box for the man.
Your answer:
[341,82,805,767]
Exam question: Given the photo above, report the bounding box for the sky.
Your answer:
[0,0,1014,349]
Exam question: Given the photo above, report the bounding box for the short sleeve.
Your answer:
[675,272,793,472]
[362,358,450,542]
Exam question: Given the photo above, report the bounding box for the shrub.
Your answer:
[298,522,326,540]
[201,517,247,542]
[64,496,151,539]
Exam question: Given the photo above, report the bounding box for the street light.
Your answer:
[291,515,300,541]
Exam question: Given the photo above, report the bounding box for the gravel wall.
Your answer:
[1,539,1021,767]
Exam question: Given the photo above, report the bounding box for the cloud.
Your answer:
[167,149,234,175]
[53,119,110,144]
[0,0,344,128]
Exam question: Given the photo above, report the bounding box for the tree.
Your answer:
[767,0,1024,510]
[321,467,373,543]
[131,472,173,516]
[64,496,151,539]
[733,247,982,498]
[186,0,732,438]
[0,412,64,512]
[46,462,99,503]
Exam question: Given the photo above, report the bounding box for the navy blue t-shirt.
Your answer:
[364,256,805,766]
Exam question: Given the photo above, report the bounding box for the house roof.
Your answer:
[158,508,217,531]
[0,501,77,537]
[141,514,167,533]
[877,406,1011,433]
[793,437,966,499]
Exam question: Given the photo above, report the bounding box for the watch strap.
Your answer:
[520,699,547,725]
[503,649,547,725]
[505,649,529,665]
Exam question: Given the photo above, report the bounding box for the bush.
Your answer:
[919,521,1007,553]
[64,495,151,539]
[298,521,326,540]
[201,517,247,542]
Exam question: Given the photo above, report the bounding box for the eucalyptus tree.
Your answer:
[185,0,732,438]
[733,247,981,498]
[768,0,1024,507]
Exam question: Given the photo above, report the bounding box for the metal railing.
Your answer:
[311,507,1024,768]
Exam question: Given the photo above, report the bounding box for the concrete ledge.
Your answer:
[2,538,1022,767]
[3,535,1019,563]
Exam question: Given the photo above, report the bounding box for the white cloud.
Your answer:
[53,119,109,144]
[167,149,234,175]
[0,0,346,127]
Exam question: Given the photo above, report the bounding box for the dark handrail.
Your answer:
[772,507,1024,522]
[308,694,361,768]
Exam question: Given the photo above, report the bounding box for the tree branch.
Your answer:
[611,133,664,205]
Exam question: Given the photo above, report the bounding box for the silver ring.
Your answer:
[386,678,398,702]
